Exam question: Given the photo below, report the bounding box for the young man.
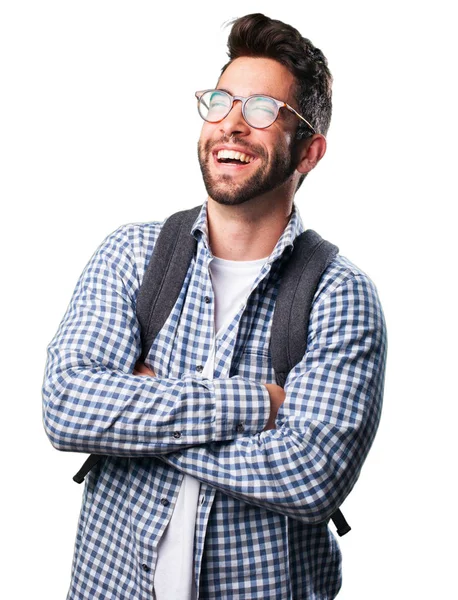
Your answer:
[43,13,387,600]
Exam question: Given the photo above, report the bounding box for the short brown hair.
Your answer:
[221,13,332,140]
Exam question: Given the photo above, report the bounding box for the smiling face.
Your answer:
[197,57,303,207]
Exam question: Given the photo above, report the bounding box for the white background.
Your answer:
[1,1,456,598]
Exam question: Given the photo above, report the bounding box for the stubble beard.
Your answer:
[197,138,298,206]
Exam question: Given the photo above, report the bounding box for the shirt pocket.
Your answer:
[231,348,274,381]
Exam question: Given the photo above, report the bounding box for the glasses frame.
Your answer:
[195,89,316,134]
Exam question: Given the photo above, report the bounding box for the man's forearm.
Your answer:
[42,224,270,456]
[155,273,387,525]
[43,365,270,455]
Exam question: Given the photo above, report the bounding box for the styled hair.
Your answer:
[221,13,332,141]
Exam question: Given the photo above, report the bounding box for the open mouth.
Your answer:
[214,149,256,166]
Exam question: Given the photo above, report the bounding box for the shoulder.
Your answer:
[95,220,166,283]
[309,253,387,341]
[108,205,203,281]
[115,221,164,270]
[313,253,383,308]
[75,220,167,304]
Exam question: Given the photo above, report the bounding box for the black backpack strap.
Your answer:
[73,205,201,484]
[270,230,351,536]
[72,454,105,484]
[270,229,339,387]
[330,508,352,537]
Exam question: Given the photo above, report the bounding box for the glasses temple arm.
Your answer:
[286,103,316,134]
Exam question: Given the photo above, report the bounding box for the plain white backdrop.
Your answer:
[1,1,456,598]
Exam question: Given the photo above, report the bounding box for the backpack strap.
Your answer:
[72,454,105,484]
[73,205,201,485]
[137,205,201,362]
[270,229,338,387]
[270,230,350,536]
[330,508,352,537]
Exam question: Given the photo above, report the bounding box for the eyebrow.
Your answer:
[216,87,273,98]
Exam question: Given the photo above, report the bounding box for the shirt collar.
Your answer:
[191,199,305,264]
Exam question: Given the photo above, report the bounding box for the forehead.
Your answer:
[216,57,297,104]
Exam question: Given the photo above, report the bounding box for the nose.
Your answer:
[219,99,251,138]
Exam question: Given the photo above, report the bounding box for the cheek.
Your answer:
[278,131,295,156]
[266,136,290,164]
[275,124,294,147]
[199,123,218,153]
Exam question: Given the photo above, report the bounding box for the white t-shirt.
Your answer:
[153,254,268,599]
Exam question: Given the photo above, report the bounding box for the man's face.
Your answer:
[197,57,302,206]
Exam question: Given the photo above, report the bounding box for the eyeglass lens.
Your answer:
[198,91,278,128]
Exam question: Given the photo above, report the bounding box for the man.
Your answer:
[42,13,387,600]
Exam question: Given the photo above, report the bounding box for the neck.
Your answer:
[206,194,294,260]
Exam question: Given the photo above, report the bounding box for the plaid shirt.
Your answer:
[42,201,387,600]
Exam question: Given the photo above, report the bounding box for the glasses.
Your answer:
[195,89,316,133]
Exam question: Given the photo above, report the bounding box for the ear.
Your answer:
[296,134,327,175]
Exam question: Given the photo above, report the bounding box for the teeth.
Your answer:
[217,149,253,163]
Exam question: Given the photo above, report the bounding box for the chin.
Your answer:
[204,175,269,207]
[200,162,270,207]
[208,192,254,207]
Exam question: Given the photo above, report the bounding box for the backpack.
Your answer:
[72,205,351,536]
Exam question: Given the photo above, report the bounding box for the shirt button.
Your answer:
[160,498,170,506]
[196,365,204,373]
[142,563,150,572]
[204,296,211,303]
[236,422,245,433]
[173,431,181,439]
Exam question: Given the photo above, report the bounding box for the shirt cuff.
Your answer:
[211,377,271,440]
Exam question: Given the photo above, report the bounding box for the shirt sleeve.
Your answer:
[42,225,270,456]
[158,271,388,525]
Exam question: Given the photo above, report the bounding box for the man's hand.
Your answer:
[133,361,156,377]
[264,383,286,430]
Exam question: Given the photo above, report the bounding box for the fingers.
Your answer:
[263,383,286,431]
[133,361,156,377]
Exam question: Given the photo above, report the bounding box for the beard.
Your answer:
[197,136,298,206]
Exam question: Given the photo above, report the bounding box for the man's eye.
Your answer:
[248,98,276,117]
[252,105,275,115]
[209,93,229,106]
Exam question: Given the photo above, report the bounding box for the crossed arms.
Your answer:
[133,361,285,431]
[42,224,387,523]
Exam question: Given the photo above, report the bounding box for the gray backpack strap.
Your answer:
[137,205,201,362]
[73,205,200,485]
[270,230,351,536]
[270,229,338,387]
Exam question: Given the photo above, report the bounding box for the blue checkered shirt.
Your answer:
[42,201,387,599]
